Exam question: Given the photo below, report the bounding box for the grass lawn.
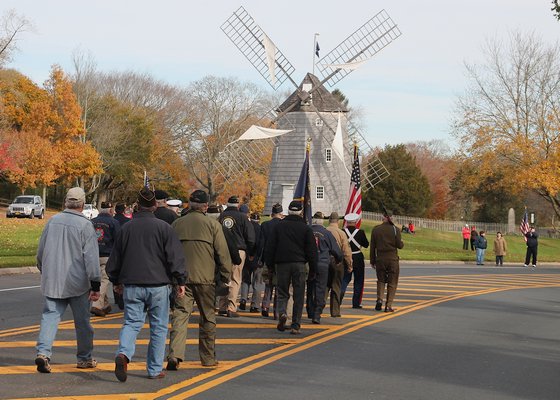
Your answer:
[1,211,559,268]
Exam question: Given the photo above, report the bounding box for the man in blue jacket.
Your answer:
[308,212,342,324]
[524,227,539,268]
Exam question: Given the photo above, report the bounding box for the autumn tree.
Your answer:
[453,32,560,220]
[172,76,275,201]
[362,144,433,216]
[406,140,455,218]
[0,9,32,67]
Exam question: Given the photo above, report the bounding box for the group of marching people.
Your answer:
[33,186,403,382]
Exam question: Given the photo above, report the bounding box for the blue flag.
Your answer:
[315,42,320,57]
[293,145,312,225]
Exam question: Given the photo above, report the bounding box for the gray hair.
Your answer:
[65,199,84,210]
[312,218,323,225]
[190,201,206,211]
[288,210,303,216]
[100,207,112,214]
[226,202,239,209]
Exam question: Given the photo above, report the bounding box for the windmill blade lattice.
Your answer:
[316,9,401,87]
[221,6,296,90]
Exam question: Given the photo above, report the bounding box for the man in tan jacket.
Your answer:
[166,190,232,369]
[325,212,353,317]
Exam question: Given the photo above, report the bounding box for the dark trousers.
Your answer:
[495,255,504,266]
[463,238,469,250]
[470,239,476,251]
[306,263,329,320]
[525,247,538,266]
[327,260,345,317]
[276,262,306,329]
[376,257,400,308]
[341,252,365,307]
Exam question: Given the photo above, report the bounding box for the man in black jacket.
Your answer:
[107,187,186,381]
[154,190,177,225]
[524,227,539,268]
[218,196,255,318]
[265,200,318,334]
[259,203,284,318]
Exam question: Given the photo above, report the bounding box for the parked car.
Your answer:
[82,204,99,219]
[6,195,45,219]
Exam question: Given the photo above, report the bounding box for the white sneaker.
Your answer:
[523,264,528,267]
[531,265,536,268]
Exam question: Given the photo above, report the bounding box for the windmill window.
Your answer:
[316,186,325,200]
[315,118,323,127]
[325,148,332,162]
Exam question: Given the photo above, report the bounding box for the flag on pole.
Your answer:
[344,144,362,228]
[315,42,320,57]
[143,171,149,189]
[520,207,530,242]
[293,142,312,225]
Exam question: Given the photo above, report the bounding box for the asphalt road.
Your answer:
[0,265,559,399]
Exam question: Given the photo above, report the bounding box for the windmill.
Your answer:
[216,6,401,214]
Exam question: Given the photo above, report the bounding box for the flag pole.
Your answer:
[313,33,319,75]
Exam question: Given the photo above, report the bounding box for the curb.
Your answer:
[0,267,40,276]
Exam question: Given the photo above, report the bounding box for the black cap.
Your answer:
[227,195,239,204]
[115,203,126,213]
[288,200,303,212]
[100,201,113,209]
[250,213,260,221]
[189,189,208,203]
[207,204,222,214]
[313,211,324,219]
[154,190,169,200]
[271,203,283,214]
[138,188,156,207]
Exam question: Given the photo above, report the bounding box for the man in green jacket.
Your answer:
[166,190,232,369]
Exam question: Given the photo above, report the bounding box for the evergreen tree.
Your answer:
[363,144,432,217]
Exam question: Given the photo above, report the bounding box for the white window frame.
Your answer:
[316,185,325,200]
[315,117,323,127]
[325,148,332,162]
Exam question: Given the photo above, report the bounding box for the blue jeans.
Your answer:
[117,285,170,377]
[36,291,93,361]
[476,248,486,264]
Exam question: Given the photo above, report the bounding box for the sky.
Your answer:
[2,0,560,150]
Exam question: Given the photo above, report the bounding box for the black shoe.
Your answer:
[115,354,128,382]
[217,310,227,316]
[290,327,301,335]
[239,299,246,311]
[375,301,383,311]
[312,318,320,324]
[166,357,180,371]
[277,314,287,331]
[385,306,395,313]
[352,305,363,309]
[250,307,259,313]
[261,309,269,318]
[227,310,240,318]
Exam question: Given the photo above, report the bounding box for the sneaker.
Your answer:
[375,300,383,311]
[166,357,180,371]
[35,355,51,373]
[115,353,128,382]
[77,359,97,369]
[290,328,301,335]
[523,264,529,267]
[385,306,395,313]
[239,299,246,311]
[148,371,165,379]
[277,313,287,332]
[532,265,536,268]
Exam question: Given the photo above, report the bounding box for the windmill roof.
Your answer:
[277,73,348,113]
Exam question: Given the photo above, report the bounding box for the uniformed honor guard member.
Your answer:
[325,212,353,317]
[370,210,404,312]
[166,190,232,369]
[341,213,369,309]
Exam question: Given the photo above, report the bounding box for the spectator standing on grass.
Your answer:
[462,224,470,250]
[470,226,478,251]
[475,230,487,265]
[34,187,101,374]
[524,227,538,268]
[493,232,507,266]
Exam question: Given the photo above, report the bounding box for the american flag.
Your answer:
[344,145,362,228]
[520,208,530,242]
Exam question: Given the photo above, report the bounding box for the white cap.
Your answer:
[344,213,361,222]
[465,224,469,227]
[167,199,182,207]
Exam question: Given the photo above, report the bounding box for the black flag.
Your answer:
[315,42,320,57]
